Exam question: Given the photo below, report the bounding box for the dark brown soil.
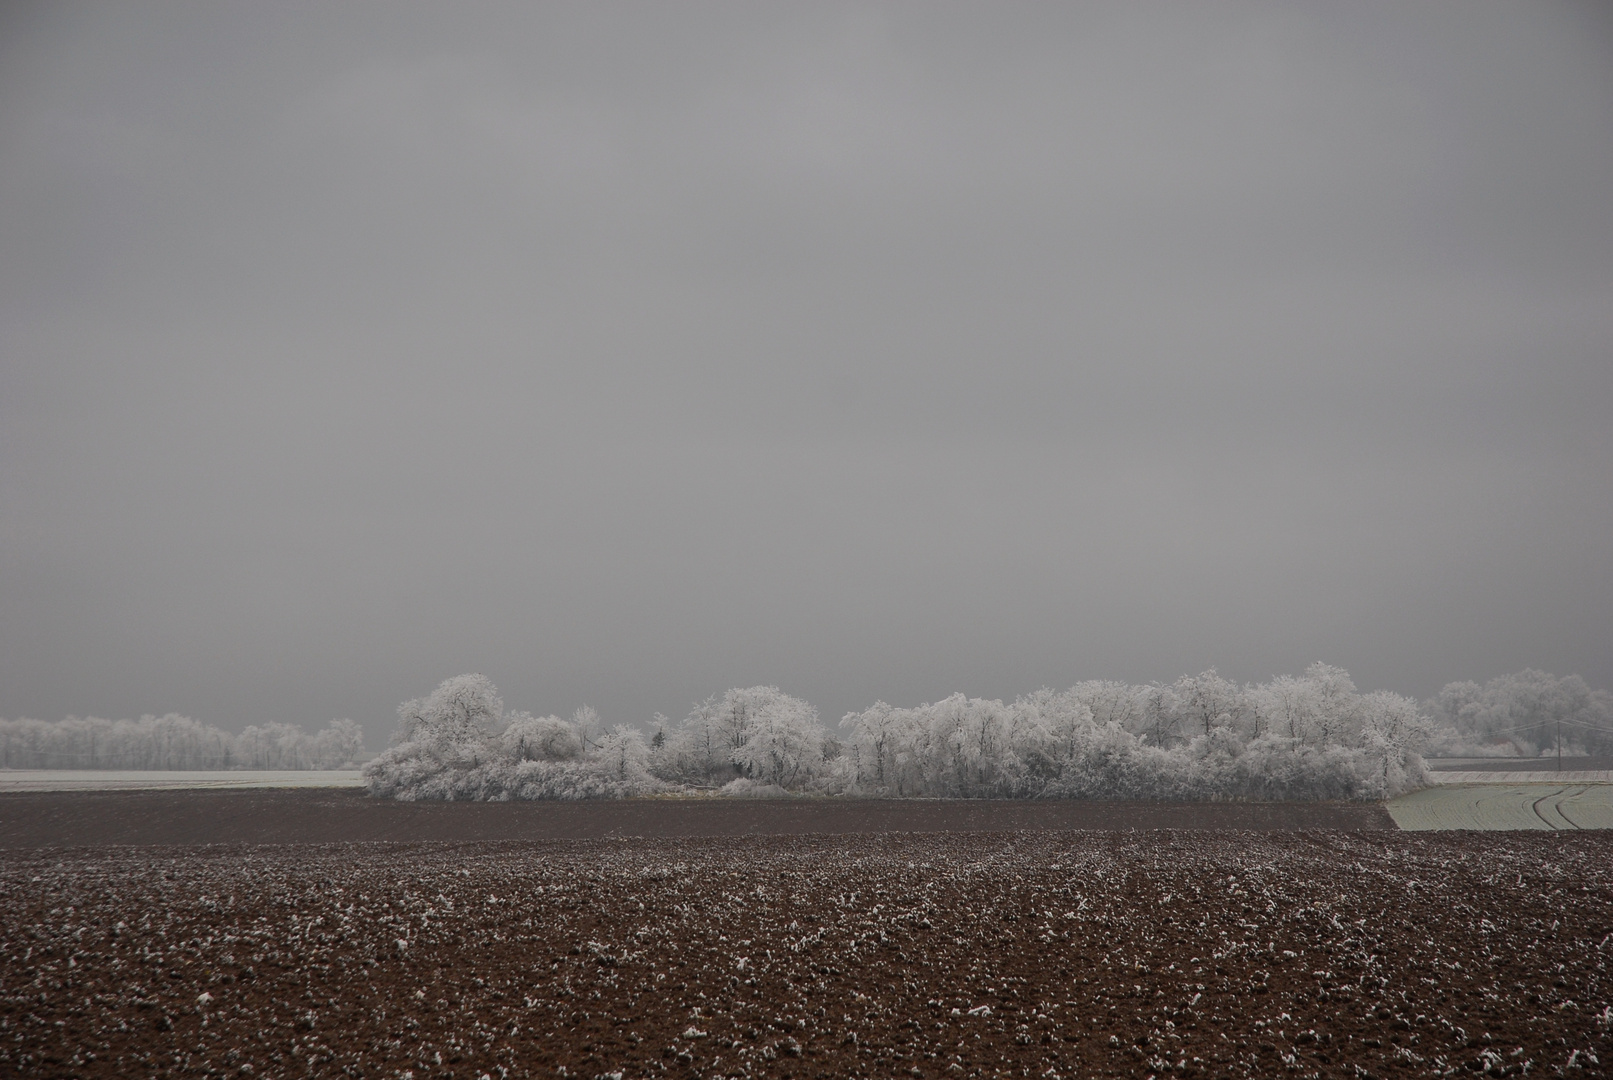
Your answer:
[2,832,1608,1080]
[0,789,1395,849]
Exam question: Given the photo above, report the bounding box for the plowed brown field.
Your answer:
[0,789,1393,848]
[3,830,1609,1080]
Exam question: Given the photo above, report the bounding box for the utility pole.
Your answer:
[1558,718,1563,772]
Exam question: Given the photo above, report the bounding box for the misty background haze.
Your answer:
[2,2,1610,750]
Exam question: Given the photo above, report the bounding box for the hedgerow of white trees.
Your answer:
[835,664,1430,802]
[363,666,1445,801]
[14,665,1604,796]
[0,714,363,770]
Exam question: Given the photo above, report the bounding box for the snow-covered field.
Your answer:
[1386,782,1613,831]
[1425,768,1613,784]
[0,770,364,792]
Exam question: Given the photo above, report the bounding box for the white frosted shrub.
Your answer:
[364,675,662,800]
[719,778,792,798]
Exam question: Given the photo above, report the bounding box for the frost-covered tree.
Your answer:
[839,701,904,787]
[1304,663,1360,745]
[597,725,652,783]
[1250,675,1311,741]
[933,694,1010,793]
[655,686,825,789]
[1174,670,1241,737]
[1140,684,1183,747]
[1068,681,1144,733]
[501,712,583,762]
[396,673,503,759]
[727,690,825,788]
[659,696,735,783]
[571,705,605,752]
[1358,690,1431,794]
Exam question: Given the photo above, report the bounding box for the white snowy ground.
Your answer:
[1387,782,1613,831]
[0,770,364,792]
[1425,769,1613,784]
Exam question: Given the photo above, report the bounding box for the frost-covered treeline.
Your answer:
[837,665,1429,801]
[367,665,1434,801]
[1425,669,1613,757]
[0,714,364,770]
[363,678,841,800]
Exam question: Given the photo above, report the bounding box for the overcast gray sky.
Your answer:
[2,1,1610,744]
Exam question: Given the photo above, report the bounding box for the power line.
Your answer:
[1460,717,1613,736]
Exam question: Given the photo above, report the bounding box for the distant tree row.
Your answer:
[0,714,364,770]
[1426,669,1613,757]
[364,663,1460,801]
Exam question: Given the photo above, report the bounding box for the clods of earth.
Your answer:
[2,831,1609,1079]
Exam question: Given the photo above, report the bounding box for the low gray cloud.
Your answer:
[2,2,1610,743]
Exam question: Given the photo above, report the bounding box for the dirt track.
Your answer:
[0,789,1395,848]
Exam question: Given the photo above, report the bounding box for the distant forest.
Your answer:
[3,668,1607,799]
[0,715,362,770]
